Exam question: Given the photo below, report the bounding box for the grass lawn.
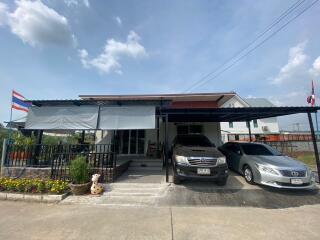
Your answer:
[293,152,318,170]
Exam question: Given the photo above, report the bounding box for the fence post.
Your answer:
[1,139,8,177]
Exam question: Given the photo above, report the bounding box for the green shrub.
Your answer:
[69,156,90,184]
[12,132,35,146]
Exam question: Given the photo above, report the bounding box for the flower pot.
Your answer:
[69,182,91,195]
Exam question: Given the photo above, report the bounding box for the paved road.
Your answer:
[158,182,320,208]
[0,201,319,240]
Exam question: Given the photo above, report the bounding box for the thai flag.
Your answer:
[12,90,32,112]
[307,80,316,107]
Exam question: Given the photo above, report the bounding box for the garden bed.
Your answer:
[0,178,70,203]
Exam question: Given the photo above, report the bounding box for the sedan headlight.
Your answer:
[217,157,226,165]
[255,163,279,175]
[175,155,188,165]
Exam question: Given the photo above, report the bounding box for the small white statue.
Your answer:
[91,173,104,195]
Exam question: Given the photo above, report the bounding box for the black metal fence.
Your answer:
[4,143,116,182]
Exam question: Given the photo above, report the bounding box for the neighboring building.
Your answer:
[220,97,280,142]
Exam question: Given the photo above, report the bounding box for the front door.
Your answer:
[116,130,145,155]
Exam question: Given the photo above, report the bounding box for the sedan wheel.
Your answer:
[244,166,254,184]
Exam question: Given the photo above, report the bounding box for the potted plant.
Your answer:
[69,156,91,195]
[10,133,35,160]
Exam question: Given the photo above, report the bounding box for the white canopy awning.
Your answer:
[98,106,155,130]
[25,106,99,130]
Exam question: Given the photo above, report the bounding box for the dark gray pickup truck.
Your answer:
[171,134,228,185]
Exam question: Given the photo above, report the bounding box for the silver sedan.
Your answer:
[219,142,315,189]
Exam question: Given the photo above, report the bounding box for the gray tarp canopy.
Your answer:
[99,106,155,130]
[25,105,156,130]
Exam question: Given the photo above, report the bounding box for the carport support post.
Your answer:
[156,116,160,157]
[165,114,169,182]
[307,112,320,178]
[247,121,252,142]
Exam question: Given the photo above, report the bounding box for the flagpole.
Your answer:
[8,90,13,145]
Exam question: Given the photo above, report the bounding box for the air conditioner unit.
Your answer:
[262,126,269,132]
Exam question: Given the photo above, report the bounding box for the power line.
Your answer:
[183,0,318,93]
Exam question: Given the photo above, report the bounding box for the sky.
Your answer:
[0,0,320,130]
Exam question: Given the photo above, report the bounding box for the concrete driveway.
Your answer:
[158,171,320,208]
[0,201,319,240]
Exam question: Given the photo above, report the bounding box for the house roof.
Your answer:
[244,98,275,107]
[26,92,237,107]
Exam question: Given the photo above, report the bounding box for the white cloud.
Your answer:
[272,42,308,85]
[0,2,8,26]
[5,0,76,47]
[309,56,320,76]
[64,0,90,8]
[79,31,148,74]
[115,16,122,26]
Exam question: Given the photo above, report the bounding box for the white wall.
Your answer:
[221,96,249,108]
[220,118,279,135]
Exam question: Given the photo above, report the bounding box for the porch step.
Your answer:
[100,196,159,206]
[102,183,169,206]
[105,192,158,197]
[107,183,164,190]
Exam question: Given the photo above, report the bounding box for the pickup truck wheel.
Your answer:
[216,177,227,186]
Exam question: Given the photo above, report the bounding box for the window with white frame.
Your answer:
[177,125,203,135]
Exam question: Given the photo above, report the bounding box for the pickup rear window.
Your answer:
[175,135,213,147]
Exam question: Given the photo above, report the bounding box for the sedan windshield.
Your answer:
[175,135,212,147]
[241,144,282,156]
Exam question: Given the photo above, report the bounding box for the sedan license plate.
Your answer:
[197,168,210,175]
[291,178,303,185]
